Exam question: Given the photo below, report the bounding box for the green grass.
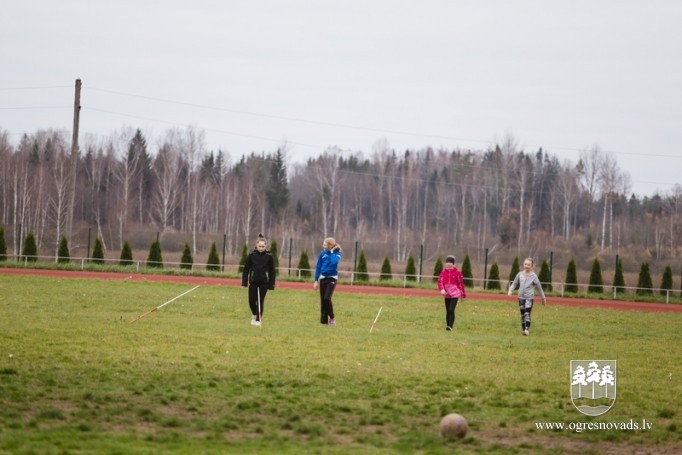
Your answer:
[0,275,680,454]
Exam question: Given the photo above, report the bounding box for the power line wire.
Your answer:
[85,85,682,161]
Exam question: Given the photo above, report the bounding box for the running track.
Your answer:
[2,267,681,313]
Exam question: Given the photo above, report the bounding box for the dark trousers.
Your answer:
[319,277,337,323]
[444,298,459,328]
[249,283,268,321]
[518,298,533,330]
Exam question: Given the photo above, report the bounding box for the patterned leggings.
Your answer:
[518,298,533,331]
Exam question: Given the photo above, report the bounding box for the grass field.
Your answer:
[0,274,680,454]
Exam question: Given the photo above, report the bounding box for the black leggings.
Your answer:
[319,277,337,323]
[518,298,533,330]
[249,283,268,321]
[444,298,459,328]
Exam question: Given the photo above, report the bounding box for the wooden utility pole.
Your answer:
[67,78,81,243]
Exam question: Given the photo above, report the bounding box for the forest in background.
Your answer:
[1,125,681,283]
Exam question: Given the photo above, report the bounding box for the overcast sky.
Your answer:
[2,1,681,197]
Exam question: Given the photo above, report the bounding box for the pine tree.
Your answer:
[588,257,603,293]
[22,232,38,262]
[565,259,578,293]
[266,149,290,216]
[270,239,279,276]
[92,237,105,265]
[636,262,653,295]
[206,242,220,271]
[487,261,501,290]
[660,265,673,296]
[461,254,473,288]
[57,236,70,263]
[146,240,163,269]
[120,241,133,266]
[433,256,443,282]
[238,243,248,273]
[180,242,193,270]
[405,253,417,281]
[508,257,520,284]
[355,250,369,282]
[0,226,8,261]
[380,256,392,281]
[538,259,552,291]
[298,249,311,278]
[612,257,625,294]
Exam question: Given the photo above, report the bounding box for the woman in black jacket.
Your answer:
[241,234,276,326]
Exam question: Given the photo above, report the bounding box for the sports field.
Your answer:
[1,270,680,454]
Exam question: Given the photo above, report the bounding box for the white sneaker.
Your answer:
[253,320,261,327]
[523,329,529,336]
[251,316,257,326]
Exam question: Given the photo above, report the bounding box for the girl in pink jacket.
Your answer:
[437,255,466,331]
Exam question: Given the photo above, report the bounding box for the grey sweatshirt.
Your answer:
[510,271,546,301]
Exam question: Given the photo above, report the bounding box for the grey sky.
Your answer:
[2,0,681,196]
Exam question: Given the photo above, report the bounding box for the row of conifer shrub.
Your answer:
[1,227,678,296]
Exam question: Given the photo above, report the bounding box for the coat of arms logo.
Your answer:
[570,360,617,416]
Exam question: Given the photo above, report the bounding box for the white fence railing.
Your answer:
[6,255,679,304]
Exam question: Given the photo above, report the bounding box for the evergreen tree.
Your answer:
[298,249,311,278]
[146,240,163,269]
[612,257,625,294]
[57,236,70,263]
[92,237,105,265]
[266,149,290,216]
[461,254,473,288]
[660,265,673,296]
[380,256,392,281]
[270,239,279,276]
[206,241,220,271]
[636,262,653,295]
[120,241,133,266]
[433,256,443,282]
[564,259,578,293]
[0,226,8,261]
[238,243,248,273]
[487,261,501,290]
[538,259,552,291]
[127,129,153,224]
[355,250,369,282]
[22,232,38,262]
[405,253,417,281]
[180,242,193,270]
[588,257,603,293]
[508,256,520,284]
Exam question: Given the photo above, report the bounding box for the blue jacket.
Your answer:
[314,249,342,281]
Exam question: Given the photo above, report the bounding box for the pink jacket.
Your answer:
[437,267,466,299]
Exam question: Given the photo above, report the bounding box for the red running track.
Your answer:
[2,267,681,313]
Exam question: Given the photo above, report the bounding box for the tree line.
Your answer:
[0,126,680,275]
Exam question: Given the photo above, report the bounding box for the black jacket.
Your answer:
[242,249,276,289]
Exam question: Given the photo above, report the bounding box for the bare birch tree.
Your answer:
[49,145,70,258]
[152,141,182,231]
[306,149,342,237]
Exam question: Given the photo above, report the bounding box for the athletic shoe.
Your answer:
[329,318,336,326]
[446,326,452,331]
[253,320,261,327]
[523,329,529,336]
[251,317,258,326]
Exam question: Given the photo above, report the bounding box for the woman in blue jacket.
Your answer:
[314,237,342,326]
